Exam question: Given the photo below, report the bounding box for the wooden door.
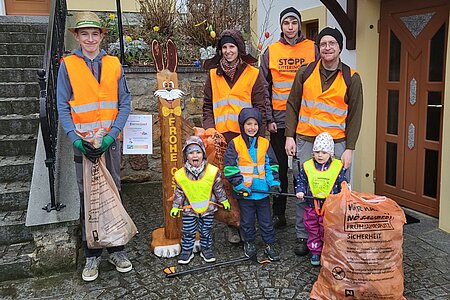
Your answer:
[376,0,449,217]
[5,0,50,16]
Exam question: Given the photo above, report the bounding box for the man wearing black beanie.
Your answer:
[285,26,363,261]
[260,6,318,257]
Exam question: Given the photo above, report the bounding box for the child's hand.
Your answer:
[296,192,304,200]
[170,207,181,218]
[221,200,231,210]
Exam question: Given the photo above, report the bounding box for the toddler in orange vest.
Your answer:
[170,136,230,264]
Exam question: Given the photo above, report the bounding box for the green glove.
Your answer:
[73,139,86,154]
[222,200,231,210]
[170,207,181,218]
[100,135,115,152]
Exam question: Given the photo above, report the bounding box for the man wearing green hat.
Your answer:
[57,11,132,282]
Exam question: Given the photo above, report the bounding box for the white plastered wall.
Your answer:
[66,0,140,12]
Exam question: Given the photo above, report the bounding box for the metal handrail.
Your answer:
[38,0,67,212]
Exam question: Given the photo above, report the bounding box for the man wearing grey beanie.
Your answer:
[285,26,363,258]
[260,6,318,256]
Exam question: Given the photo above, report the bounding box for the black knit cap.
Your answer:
[279,7,302,25]
[316,27,343,51]
[219,36,237,48]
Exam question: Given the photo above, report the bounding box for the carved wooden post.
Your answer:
[150,39,184,257]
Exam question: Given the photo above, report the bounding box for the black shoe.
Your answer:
[294,238,310,256]
[244,242,257,258]
[272,215,286,228]
[265,244,280,261]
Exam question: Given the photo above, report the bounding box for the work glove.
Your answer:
[100,135,115,152]
[170,207,181,218]
[82,140,103,162]
[73,139,86,155]
[73,139,102,163]
[239,186,252,197]
[221,200,231,210]
[270,185,282,194]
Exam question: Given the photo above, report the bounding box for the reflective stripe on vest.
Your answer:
[174,164,219,214]
[269,40,316,111]
[296,60,355,139]
[210,65,259,134]
[64,55,120,134]
[303,158,343,198]
[233,135,269,187]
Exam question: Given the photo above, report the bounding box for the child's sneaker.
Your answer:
[311,254,321,266]
[82,256,101,282]
[178,250,194,264]
[108,251,133,273]
[244,242,257,258]
[265,244,280,261]
[200,248,216,263]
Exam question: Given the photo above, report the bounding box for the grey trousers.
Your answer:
[293,138,347,239]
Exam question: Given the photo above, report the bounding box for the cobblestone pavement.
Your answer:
[0,182,449,299]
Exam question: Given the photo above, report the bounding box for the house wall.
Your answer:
[66,0,140,12]
[440,13,450,232]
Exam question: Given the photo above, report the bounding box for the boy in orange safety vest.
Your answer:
[295,132,347,266]
[57,11,131,282]
[170,136,230,265]
[224,107,281,261]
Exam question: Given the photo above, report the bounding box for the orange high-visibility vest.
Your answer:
[174,164,219,214]
[233,135,269,187]
[64,55,121,134]
[210,65,259,134]
[297,60,355,139]
[269,40,315,111]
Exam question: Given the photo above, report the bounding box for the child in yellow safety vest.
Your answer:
[170,136,230,265]
[295,132,347,266]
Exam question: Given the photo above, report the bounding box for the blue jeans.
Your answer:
[238,197,275,245]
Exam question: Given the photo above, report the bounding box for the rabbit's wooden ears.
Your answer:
[151,39,178,73]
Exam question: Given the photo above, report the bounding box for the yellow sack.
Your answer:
[310,182,406,300]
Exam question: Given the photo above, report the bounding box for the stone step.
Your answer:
[0,181,30,212]
[0,134,37,156]
[0,156,34,183]
[0,23,47,33]
[0,82,39,98]
[0,68,41,83]
[0,55,43,68]
[0,43,45,55]
[0,97,39,116]
[0,241,34,281]
[0,32,46,44]
[0,210,32,244]
[0,113,39,135]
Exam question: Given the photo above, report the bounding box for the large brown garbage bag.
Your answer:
[82,131,138,249]
[194,127,240,227]
[310,182,406,300]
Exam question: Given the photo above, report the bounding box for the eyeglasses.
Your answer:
[319,41,338,48]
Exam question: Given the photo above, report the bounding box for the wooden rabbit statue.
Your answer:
[150,39,184,258]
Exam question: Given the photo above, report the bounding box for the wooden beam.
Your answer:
[320,0,357,50]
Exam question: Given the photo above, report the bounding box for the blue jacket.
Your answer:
[224,107,280,200]
[56,48,131,143]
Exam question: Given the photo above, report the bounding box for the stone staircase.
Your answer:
[0,17,47,281]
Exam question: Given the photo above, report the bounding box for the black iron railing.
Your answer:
[38,0,67,212]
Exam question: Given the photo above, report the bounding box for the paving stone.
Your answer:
[0,182,448,299]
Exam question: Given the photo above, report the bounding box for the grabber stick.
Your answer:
[163,255,270,278]
[242,189,316,200]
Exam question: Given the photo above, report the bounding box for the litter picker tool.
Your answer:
[163,255,271,278]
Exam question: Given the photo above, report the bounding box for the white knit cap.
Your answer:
[313,132,334,156]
